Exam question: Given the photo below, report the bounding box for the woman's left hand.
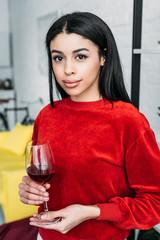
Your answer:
[30,204,100,234]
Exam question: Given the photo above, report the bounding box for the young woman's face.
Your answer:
[50,32,105,102]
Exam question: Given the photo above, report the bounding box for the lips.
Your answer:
[62,80,81,88]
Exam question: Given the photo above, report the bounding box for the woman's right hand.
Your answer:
[18,176,50,205]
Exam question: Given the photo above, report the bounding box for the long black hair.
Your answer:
[46,12,131,107]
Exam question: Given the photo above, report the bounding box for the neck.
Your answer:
[70,94,102,102]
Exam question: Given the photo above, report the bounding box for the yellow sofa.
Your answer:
[0,123,38,223]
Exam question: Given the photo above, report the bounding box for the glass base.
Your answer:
[33,213,62,225]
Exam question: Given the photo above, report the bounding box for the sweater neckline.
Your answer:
[66,97,109,109]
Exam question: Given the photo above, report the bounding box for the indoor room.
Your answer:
[0,0,160,239]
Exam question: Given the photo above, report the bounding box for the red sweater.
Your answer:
[32,97,160,240]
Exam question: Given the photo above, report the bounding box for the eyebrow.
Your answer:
[51,48,89,54]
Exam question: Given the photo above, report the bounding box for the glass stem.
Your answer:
[43,183,48,212]
[44,201,48,212]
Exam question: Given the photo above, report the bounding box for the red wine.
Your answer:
[27,165,55,184]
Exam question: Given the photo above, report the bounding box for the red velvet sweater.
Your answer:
[32,97,160,240]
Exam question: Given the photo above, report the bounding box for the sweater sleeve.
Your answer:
[31,115,39,140]
[96,129,160,230]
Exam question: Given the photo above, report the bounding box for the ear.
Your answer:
[100,55,106,66]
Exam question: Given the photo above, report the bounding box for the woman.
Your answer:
[19,12,160,240]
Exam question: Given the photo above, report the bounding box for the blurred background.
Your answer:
[0,0,160,142]
[0,1,160,238]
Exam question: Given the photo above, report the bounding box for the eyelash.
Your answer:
[52,54,88,62]
[76,54,88,60]
[53,56,63,62]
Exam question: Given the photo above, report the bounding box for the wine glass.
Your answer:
[25,139,61,224]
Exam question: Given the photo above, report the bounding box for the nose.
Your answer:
[64,59,75,75]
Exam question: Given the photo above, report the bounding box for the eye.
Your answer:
[53,56,63,62]
[76,54,87,60]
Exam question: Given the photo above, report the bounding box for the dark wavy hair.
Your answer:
[46,11,131,107]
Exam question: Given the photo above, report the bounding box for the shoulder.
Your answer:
[40,98,66,113]
[111,101,150,130]
[35,98,67,120]
[109,101,154,147]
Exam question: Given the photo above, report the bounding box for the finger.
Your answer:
[29,216,62,229]
[19,188,49,201]
[19,182,49,197]
[39,211,62,221]
[44,183,51,190]
[30,211,62,223]
[22,176,46,192]
[20,196,44,205]
[19,190,49,205]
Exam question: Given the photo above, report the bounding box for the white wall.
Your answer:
[0,0,9,31]
[139,0,160,142]
[8,0,133,119]
[0,0,12,79]
[6,0,160,142]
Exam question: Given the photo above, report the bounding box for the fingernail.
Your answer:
[43,198,49,201]
[40,187,45,192]
[43,192,48,197]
